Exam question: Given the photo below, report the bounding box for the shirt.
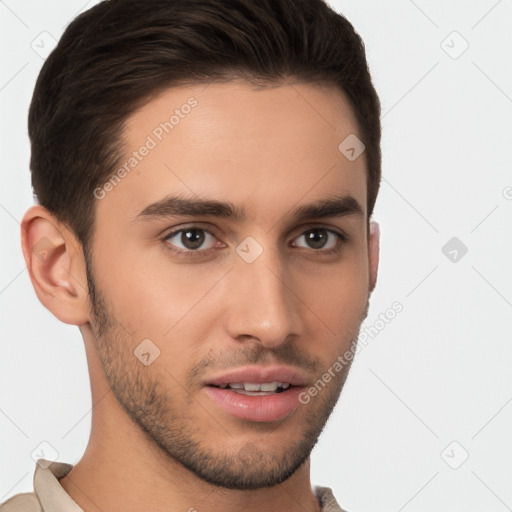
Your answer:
[0,459,347,512]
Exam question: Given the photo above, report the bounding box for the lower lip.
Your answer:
[204,386,304,422]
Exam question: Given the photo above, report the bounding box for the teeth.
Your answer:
[216,382,291,391]
[244,383,263,391]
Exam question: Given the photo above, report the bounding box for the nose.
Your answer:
[223,245,303,349]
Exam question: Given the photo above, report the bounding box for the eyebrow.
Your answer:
[134,194,363,223]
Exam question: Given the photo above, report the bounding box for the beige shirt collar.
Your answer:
[33,459,82,512]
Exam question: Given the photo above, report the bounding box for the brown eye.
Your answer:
[164,228,216,252]
[304,229,329,249]
[293,228,342,251]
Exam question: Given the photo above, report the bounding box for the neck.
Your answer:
[59,409,321,512]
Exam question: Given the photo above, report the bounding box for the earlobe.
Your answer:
[20,205,90,325]
[368,220,380,292]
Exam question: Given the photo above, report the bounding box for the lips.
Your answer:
[203,366,310,422]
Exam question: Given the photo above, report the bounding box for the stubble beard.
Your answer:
[83,246,366,489]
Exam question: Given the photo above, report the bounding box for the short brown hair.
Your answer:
[28,0,381,251]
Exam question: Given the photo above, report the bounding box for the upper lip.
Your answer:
[204,365,309,387]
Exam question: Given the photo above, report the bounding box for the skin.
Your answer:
[21,80,379,512]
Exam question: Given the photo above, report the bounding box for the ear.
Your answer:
[20,205,91,325]
[368,220,380,293]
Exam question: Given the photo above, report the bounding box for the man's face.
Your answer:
[85,80,373,489]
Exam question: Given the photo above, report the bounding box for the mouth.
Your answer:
[203,366,309,422]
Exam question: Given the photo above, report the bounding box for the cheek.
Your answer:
[318,284,367,343]
[298,258,369,344]
[92,232,200,327]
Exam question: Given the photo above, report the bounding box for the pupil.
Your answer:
[182,229,204,249]
[307,229,327,249]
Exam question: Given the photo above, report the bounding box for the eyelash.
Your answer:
[161,225,349,258]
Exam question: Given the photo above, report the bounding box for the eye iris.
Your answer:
[306,229,328,249]
[182,229,205,249]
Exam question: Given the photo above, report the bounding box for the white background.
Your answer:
[1,1,511,511]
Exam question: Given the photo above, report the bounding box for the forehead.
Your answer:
[97,80,367,225]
